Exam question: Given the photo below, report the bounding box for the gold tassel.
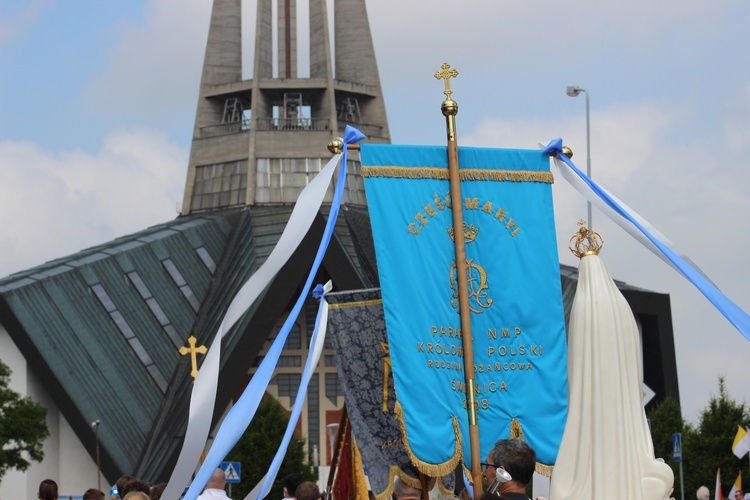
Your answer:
[395,401,462,477]
[510,418,524,440]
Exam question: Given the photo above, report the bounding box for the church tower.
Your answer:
[181,0,390,215]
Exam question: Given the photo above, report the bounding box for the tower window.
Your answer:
[191,161,248,211]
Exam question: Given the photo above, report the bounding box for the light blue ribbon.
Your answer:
[182,126,365,500]
[246,280,333,499]
[544,138,750,341]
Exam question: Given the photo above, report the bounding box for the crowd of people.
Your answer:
[46,436,750,500]
[35,468,324,500]
[35,474,167,500]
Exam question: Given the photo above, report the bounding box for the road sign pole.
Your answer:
[673,433,684,500]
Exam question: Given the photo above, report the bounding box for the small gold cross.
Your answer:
[179,335,207,380]
[434,62,459,98]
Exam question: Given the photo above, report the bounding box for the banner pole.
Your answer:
[434,62,482,500]
[323,406,349,500]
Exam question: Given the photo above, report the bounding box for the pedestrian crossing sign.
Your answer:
[220,461,241,483]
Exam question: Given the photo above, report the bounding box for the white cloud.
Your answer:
[84,0,211,128]
[0,129,187,277]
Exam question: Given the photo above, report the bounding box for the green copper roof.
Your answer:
[0,205,378,482]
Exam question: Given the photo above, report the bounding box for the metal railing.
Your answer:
[338,120,383,137]
[200,118,250,138]
[255,118,329,131]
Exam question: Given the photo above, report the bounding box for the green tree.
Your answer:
[681,377,749,497]
[226,395,316,499]
[0,359,50,485]
[647,396,693,499]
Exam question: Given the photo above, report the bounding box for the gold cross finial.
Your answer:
[434,62,459,98]
[179,335,207,380]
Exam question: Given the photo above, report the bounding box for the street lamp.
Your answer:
[566,85,592,229]
[91,420,101,491]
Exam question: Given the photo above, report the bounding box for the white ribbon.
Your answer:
[162,154,342,500]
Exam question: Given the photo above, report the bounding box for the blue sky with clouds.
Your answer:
[1,0,749,433]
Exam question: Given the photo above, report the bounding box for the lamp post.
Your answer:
[566,85,592,229]
[91,420,101,491]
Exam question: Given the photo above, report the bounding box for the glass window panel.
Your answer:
[325,373,342,404]
[180,285,201,312]
[256,187,270,203]
[128,272,152,299]
[92,285,117,312]
[276,373,301,404]
[196,247,216,273]
[162,259,187,286]
[324,355,336,367]
[284,323,301,349]
[146,297,170,326]
[146,364,168,393]
[128,337,153,365]
[163,324,182,348]
[278,355,302,367]
[111,311,135,339]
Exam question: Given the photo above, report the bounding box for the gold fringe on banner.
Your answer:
[535,462,554,477]
[508,418,555,477]
[327,298,383,310]
[361,166,553,184]
[395,401,462,478]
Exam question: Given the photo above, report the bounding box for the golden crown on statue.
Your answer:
[569,219,604,258]
[447,223,480,243]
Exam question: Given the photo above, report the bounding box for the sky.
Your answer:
[1,0,749,429]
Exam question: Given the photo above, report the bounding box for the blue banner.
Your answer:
[327,289,455,499]
[360,144,567,473]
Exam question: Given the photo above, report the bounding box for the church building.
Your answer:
[0,1,678,498]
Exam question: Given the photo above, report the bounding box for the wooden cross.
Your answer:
[434,62,459,98]
[179,335,207,380]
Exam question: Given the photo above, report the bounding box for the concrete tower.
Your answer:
[181,0,390,215]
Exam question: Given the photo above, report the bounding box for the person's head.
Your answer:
[83,488,105,500]
[205,468,227,491]
[735,490,745,500]
[38,479,58,500]
[392,476,421,500]
[483,438,536,491]
[149,482,167,500]
[122,493,149,500]
[121,479,150,498]
[295,481,321,500]
[115,475,135,499]
[696,486,710,500]
[283,473,305,498]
